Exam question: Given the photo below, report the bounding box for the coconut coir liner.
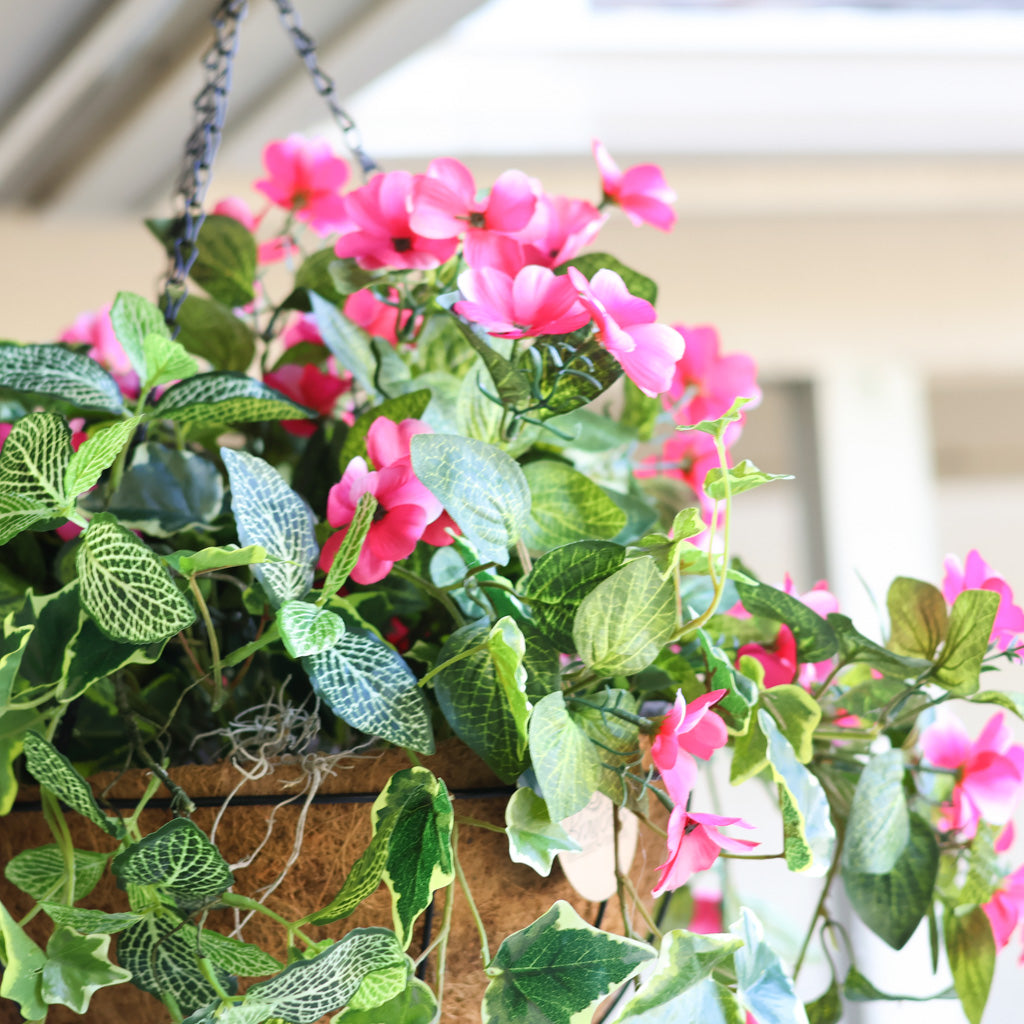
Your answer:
[2,740,664,1023]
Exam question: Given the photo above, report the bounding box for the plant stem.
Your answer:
[452,825,491,966]
[40,790,76,905]
[516,537,533,575]
[417,640,490,689]
[454,814,506,835]
[620,871,662,943]
[220,893,317,948]
[613,804,637,940]
[793,828,845,981]
[389,564,466,626]
[433,876,457,1010]
[565,696,655,729]
[188,575,223,709]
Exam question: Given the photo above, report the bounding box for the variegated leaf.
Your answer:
[277,600,347,658]
[40,904,143,934]
[0,342,124,413]
[0,411,71,512]
[152,372,315,426]
[110,290,169,382]
[5,845,110,902]
[64,416,141,499]
[197,929,283,976]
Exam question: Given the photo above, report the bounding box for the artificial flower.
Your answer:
[255,134,350,235]
[593,139,677,231]
[60,304,139,399]
[263,363,350,437]
[943,550,1024,654]
[652,690,729,769]
[983,863,1024,956]
[566,266,684,396]
[688,884,725,934]
[344,288,416,345]
[652,809,758,896]
[212,196,298,264]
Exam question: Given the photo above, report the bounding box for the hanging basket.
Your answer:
[2,740,663,1023]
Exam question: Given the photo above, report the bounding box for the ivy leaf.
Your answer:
[170,293,257,372]
[804,978,842,1024]
[611,929,742,1022]
[0,901,48,1020]
[431,616,531,782]
[310,290,380,397]
[0,342,124,414]
[40,905,143,934]
[63,416,140,499]
[887,576,948,660]
[6,845,110,902]
[117,914,232,1014]
[143,331,200,390]
[0,410,70,514]
[731,908,809,1024]
[505,787,582,877]
[410,433,530,565]
[221,448,319,608]
[574,556,676,676]
[528,691,604,822]
[41,927,133,1013]
[240,930,407,1023]
[934,589,1000,695]
[22,731,125,837]
[522,460,626,550]
[842,749,909,875]
[842,814,938,949]
[736,580,836,663]
[111,818,234,914]
[944,906,995,1024]
[77,513,196,643]
[110,290,169,383]
[333,975,437,1024]
[372,768,454,948]
[703,460,792,501]
[619,976,745,1024]
[0,614,33,709]
[304,630,434,753]
[760,710,835,875]
[278,600,347,658]
[729,685,821,785]
[482,900,655,1024]
[151,372,316,426]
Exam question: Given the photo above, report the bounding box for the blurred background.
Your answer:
[1,0,1023,1019]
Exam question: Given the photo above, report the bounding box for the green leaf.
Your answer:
[41,926,133,1013]
[482,900,655,1024]
[6,845,110,902]
[148,213,257,308]
[110,290,169,383]
[521,460,626,549]
[278,600,347,658]
[573,556,676,675]
[22,731,125,837]
[171,543,267,575]
[0,614,33,708]
[372,768,454,948]
[842,749,909,875]
[171,293,258,372]
[826,613,933,677]
[675,396,752,440]
[620,977,745,1024]
[117,913,232,1014]
[244,929,407,1023]
[143,331,200,389]
[0,410,70,515]
[612,929,742,1022]
[620,376,659,441]
[969,689,1024,720]
[528,691,604,822]
[887,576,948,660]
[0,900,48,1020]
[760,710,836,875]
[697,630,757,736]
[97,443,225,537]
[570,689,641,805]
[805,978,842,1024]
[447,315,534,409]
[505,787,582,876]
[735,580,837,663]
[333,976,437,1024]
[0,341,124,413]
[310,290,380,397]
[77,513,196,643]
[562,252,658,304]
[40,905,142,934]
[290,247,352,306]
[63,416,140,499]
[703,460,793,501]
[197,929,283,976]
[304,630,434,753]
[843,965,956,1002]
[944,906,995,1024]
[0,489,60,546]
[151,372,315,426]
[729,685,821,785]
[411,433,530,565]
[222,448,319,608]
[842,813,938,949]
[731,907,809,1024]
[112,818,233,913]
[319,492,377,600]
[336,390,431,469]
[515,333,622,418]
[520,540,625,650]
[934,589,1000,695]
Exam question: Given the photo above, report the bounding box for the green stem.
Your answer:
[432,875,458,1010]
[565,696,655,730]
[612,805,636,940]
[389,564,466,627]
[452,824,491,966]
[188,576,223,709]
[620,870,662,943]
[198,957,235,1004]
[220,893,318,948]
[793,826,845,981]
[417,641,490,689]
[40,790,76,905]
[454,815,506,835]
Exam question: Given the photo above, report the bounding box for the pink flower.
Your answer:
[943,550,1024,654]
[60,305,139,399]
[921,710,1024,840]
[263,364,350,437]
[652,809,758,896]
[335,171,458,271]
[983,863,1024,956]
[281,313,324,350]
[344,289,416,346]
[410,158,536,240]
[514,193,607,267]
[652,690,729,771]
[213,196,299,266]
[737,624,799,689]
[454,265,589,339]
[566,267,684,397]
[593,139,676,232]
[688,885,725,934]
[664,325,761,427]
[255,135,350,235]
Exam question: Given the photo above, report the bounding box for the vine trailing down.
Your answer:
[0,133,1023,1024]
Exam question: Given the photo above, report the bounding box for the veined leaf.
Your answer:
[319,492,378,600]
[221,448,319,608]
[76,513,196,643]
[887,576,948,660]
[110,290,169,383]
[842,750,909,875]
[40,905,143,934]
[410,433,530,566]
[197,929,282,976]
[304,630,434,753]
[6,845,110,902]
[41,927,133,1013]
[570,689,641,806]
[64,416,140,499]
[0,489,59,545]
[522,460,626,550]
[704,460,792,501]
[0,411,70,513]
[561,252,658,304]
[151,372,315,426]
[142,331,199,389]
[277,600,347,658]
[944,906,995,1024]
[697,630,757,736]
[934,590,1000,695]
[736,580,836,663]
[333,976,437,1024]
[0,342,124,414]
[310,290,380,397]
[482,900,655,1024]
[505,787,582,877]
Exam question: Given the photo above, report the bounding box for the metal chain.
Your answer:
[163,0,249,330]
[272,0,379,178]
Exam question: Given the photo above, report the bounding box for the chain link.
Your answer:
[272,0,379,179]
